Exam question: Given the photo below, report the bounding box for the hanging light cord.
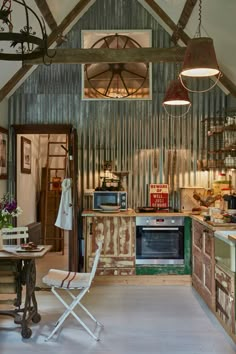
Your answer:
[195,0,202,38]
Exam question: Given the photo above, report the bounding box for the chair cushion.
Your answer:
[42,269,91,289]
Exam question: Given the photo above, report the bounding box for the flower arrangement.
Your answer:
[0,193,23,229]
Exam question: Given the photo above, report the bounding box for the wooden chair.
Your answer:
[42,236,104,341]
[0,227,29,307]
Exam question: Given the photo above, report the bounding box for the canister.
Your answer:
[212,175,231,195]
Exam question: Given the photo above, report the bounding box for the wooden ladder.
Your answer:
[43,134,68,253]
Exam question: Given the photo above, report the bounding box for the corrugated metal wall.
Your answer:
[8,0,227,210]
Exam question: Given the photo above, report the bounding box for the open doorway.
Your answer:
[12,124,78,287]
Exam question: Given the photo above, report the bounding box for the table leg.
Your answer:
[16,259,41,338]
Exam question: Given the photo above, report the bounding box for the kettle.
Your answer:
[223,194,236,209]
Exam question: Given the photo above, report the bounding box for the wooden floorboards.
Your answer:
[94,275,192,286]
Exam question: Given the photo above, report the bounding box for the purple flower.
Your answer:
[4,200,17,213]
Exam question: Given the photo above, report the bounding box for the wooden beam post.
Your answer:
[23,47,186,65]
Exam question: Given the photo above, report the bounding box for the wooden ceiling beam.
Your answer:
[34,0,57,31]
[1,0,236,100]
[0,0,94,102]
[24,47,186,65]
[143,0,190,45]
[171,0,198,45]
[143,0,236,97]
[47,0,94,47]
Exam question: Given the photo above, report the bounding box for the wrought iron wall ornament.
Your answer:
[0,0,52,62]
[84,33,149,99]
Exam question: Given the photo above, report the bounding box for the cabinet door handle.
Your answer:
[199,234,203,246]
[229,295,234,303]
[89,223,93,235]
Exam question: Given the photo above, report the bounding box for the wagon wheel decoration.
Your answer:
[84,34,149,98]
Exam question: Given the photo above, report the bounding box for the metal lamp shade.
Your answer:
[162,79,191,106]
[180,37,220,77]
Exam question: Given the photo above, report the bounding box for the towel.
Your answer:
[55,178,73,230]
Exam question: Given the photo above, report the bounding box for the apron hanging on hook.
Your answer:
[55,151,72,230]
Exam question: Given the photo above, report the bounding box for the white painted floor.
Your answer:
[0,245,235,353]
[0,284,235,354]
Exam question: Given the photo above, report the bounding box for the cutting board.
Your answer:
[228,234,236,242]
[180,187,205,212]
[207,221,236,227]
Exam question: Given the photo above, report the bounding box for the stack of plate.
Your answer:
[100,204,120,213]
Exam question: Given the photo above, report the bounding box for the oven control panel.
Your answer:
[136,216,185,227]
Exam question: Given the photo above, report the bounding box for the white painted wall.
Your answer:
[0,99,8,198]
[17,134,39,226]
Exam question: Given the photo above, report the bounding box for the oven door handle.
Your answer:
[142,227,179,231]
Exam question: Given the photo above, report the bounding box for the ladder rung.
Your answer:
[48,168,65,170]
[48,141,67,144]
[48,154,66,157]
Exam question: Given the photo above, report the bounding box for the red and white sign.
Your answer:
[149,184,169,208]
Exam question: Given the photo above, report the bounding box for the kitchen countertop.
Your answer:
[82,210,236,231]
[214,230,236,245]
[191,215,236,231]
[81,209,188,217]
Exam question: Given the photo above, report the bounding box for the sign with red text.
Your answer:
[149,184,169,208]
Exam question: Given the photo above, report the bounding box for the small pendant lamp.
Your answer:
[163,79,191,106]
[162,79,191,117]
[180,37,220,77]
[179,0,221,92]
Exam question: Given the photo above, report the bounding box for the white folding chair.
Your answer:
[42,237,104,341]
[0,226,29,249]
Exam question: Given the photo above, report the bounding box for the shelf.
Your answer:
[201,118,236,169]
[207,148,236,154]
[197,159,235,170]
[223,124,236,131]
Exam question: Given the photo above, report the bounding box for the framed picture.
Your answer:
[0,127,8,179]
[21,137,31,174]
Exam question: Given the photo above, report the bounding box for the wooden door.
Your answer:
[11,124,79,271]
[192,220,215,310]
[85,215,136,275]
[68,127,78,271]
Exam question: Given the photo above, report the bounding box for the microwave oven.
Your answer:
[93,191,128,210]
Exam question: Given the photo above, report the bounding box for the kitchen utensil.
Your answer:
[223,194,236,209]
[100,204,121,211]
[137,206,156,212]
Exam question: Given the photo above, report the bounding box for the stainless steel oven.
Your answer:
[136,216,185,265]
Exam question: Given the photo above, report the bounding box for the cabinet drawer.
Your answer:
[88,256,135,271]
[215,265,233,293]
[215,265,235,334]
[96,268,136,276]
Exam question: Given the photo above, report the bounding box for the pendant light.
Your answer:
[163,79,191,106]
[179,0,221,92]
[162,61,191,117]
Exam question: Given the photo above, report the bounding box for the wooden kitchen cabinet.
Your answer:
[192,220,215,311]
[215,264,235,336]
[84,215,136,275]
